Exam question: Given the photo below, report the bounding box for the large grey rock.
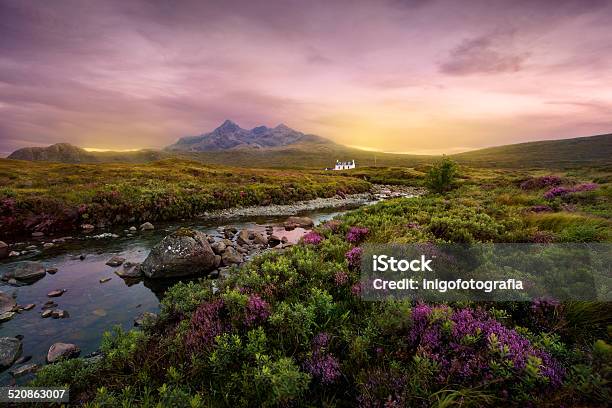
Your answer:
[0,337,22,369]
[0,292,16,314]
[47,342,80,363]
[0,241,8,259]
[10,363,40,377]
[283,216,314,230]
[222,246,243,265]
[115,263,143,279]
[140,228,216,278]
[4,261,46,282]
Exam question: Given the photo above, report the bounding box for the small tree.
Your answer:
[425,156,457,193]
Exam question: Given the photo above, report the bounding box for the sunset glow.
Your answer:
[1,0,611,156]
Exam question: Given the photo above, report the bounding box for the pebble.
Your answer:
[41,310,53,318]
[47,289,66,298]
[21,304,35,311]
[10,363,40,377]
[46,267,58,274]
[99,277,112,283]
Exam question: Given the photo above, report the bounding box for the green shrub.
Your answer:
[425,157,458,193]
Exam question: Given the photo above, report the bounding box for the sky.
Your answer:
[1,0,611,156]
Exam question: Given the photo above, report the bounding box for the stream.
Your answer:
[0,206,363,385]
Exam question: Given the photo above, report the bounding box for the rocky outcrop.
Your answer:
[4,261,46,282]
[47,342,80,363]
[0,337,22,369]
[140,228,216,278]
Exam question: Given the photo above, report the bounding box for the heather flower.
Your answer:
[244,294,270,327]
[322,220,341,232]
[572,183,598,192]
[302,231,324,245]
[346,247,363,269]
[520,176,563,190]
[351,282,362,297]
[185,299,227,353]
[304,332,341,385]
[407,305,564,388]
[347,226,370,243]
[529,205,552,213]
[334,271,349,286]
[357,368,407,407]
[544,186,571,199]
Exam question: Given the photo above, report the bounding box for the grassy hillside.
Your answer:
[6,133,611,169]
[452,133,612,168]
[0,158,370,238]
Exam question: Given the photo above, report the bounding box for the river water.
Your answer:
[0,207,356,385]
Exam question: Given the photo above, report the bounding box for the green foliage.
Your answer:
[425,157,458,193]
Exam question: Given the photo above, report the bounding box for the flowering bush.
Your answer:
[520,176,563,190]
[302,231,324,245]
[185,299,228,354]
[244,294,271,327]
[345,247,363,269]
[303,333,341,385]
[544,183,598,199]
[407,304,564,390]
[346,226,370,243]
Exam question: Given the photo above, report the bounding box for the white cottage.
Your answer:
[333,160,356,170]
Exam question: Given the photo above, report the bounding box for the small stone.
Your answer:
[209,270,220,279]
[140,222,154,231]
[81,224,94,230]
[7,278,17,285]
[79,254,86,261]
[105,256,125,267]
[207,235,215,243]
[31,232,44,238]
[129,226,137,232]
[41,310,53,318]
[99,277,112,283]
[25,245,37,250]
[43,243,54,249]
[51,310,68,319]
[47,342,80,363]
[21,304,35,311]
[10,363,40,377]
[14,355,31,365]
[0,312,15,322]
[8,251,19,257]
[46,267,58,275]
[47,289,66,298]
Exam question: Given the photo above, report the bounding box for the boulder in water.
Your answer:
[0,241,8,259]
[4,261,46,282]
[140,228,216,278]
[47,342,80,363]
[283,216,314,230]
[0,337,22,369]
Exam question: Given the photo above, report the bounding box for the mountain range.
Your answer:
[6,120,612,169]
[166,120,332,152]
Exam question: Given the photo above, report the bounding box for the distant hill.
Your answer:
[452,133,612,167]
[6,131,611,169]
[8,143,168,163]
[166,120,333,152]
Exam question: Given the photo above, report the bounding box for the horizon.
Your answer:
[1,0,612,155]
